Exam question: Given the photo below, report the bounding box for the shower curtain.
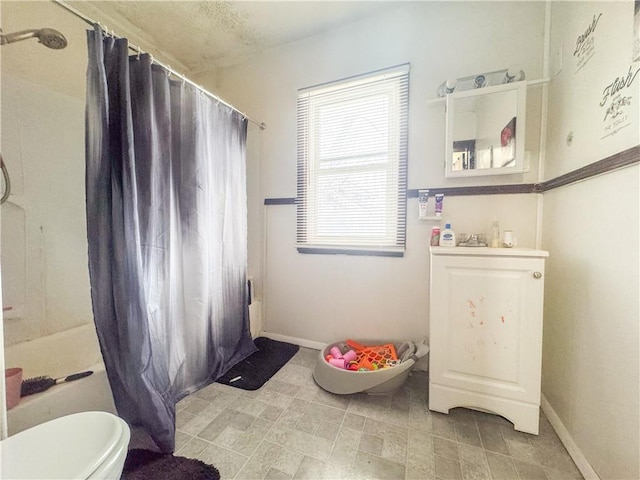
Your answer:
[84,25,257,453]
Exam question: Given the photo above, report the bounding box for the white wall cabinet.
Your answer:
[429,247,548,434]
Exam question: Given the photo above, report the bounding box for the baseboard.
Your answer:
[540,394,600,480]
[258,331,325,351]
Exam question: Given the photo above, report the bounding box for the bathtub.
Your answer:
[4,324,117,435]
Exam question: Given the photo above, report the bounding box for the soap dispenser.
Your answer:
[439,221,456,247]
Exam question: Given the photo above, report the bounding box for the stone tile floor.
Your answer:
[175,346,583,480]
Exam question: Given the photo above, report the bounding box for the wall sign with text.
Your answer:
[600,65,639,139]
[574,13,602,73]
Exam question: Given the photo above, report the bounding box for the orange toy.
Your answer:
[355,343,398,370]
[345,339,366,351]
[356,358,375,371]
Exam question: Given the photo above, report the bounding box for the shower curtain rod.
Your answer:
[52,0,266,130]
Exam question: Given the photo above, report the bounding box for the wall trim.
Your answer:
[408,184,535,197]
[258,331,325,351]
[540,394,600,480]
[536,144,639,192]
[264,197,296,205]
[263,145,639,205]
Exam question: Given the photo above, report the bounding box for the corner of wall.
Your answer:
[540,394,600,480]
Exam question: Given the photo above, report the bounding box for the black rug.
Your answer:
[216,337,299,390]
[122,449,220,480]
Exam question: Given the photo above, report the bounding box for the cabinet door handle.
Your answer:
[533,272,542,279]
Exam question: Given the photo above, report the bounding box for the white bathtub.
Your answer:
[4,324,117,435]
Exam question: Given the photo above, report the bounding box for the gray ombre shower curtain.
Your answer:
[85,25,257,452]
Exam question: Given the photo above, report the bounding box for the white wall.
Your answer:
[201,1,547,345]
[0,0,96,434]
[0,1,94,348]
[542,2,639,479]
[545,1,639,176]
[1,75,92,346]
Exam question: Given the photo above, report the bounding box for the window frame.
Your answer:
[296,64,410,257]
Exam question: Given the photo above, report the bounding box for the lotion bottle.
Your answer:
[439,221,456,247]
[490,219,501,248]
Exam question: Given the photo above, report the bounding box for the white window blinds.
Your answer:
[296,64,409,256]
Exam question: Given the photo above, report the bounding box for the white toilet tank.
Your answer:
[0,411,130,479]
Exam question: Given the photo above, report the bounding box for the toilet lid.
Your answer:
[1,411,127,479]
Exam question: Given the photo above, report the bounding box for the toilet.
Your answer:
[1,411,130,479]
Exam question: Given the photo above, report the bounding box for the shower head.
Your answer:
[0,28,67,49]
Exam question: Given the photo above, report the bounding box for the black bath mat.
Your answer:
[122,449,220,480]
[216,337,299,390]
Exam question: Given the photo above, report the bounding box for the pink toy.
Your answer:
[328,357,347,369]
[342,349,357,363]
[330,346,343,359]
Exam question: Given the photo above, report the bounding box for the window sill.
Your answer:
[296,246,404,257]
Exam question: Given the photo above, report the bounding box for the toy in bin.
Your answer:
[313,338,429,395]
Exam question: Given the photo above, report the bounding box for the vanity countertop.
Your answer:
[430,246,549,258]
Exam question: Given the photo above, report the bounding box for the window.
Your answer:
[296,64,409,256]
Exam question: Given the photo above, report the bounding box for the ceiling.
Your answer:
[0,1,405,100]
[70,1,404,74]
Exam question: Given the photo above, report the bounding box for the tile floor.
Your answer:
[175,347,583,480]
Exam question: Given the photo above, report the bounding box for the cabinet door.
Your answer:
[430,254,544,404]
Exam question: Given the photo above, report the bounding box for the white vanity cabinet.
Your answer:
[429,247,548,434]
